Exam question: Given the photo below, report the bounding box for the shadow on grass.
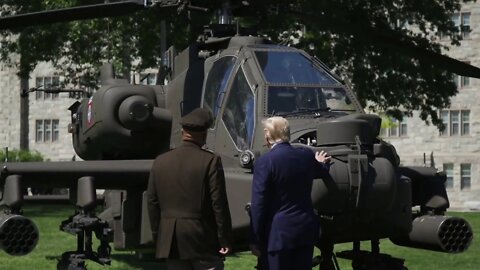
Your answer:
[23,203,75,217]
[111,253,167,270]
[111,252,250,270]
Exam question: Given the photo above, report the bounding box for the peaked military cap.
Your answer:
[180,108,214,131]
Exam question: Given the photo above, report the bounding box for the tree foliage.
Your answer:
[0,0,474,126]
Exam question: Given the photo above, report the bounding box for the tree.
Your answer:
[252,0,473,126]
[0,0,474,126]
[0,0,196,86]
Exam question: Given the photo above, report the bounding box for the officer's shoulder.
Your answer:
[200,148,217,156]
[153,148,175,161]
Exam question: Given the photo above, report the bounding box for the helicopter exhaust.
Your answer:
[0,214,39,256]
[391,215,473,253]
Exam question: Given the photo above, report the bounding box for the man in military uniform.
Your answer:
[147,108,232,270]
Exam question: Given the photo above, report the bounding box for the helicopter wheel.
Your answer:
[56,260,87,270]
[97,243,112,258]
[57,252,88,270]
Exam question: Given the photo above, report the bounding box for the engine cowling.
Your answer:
[69,84,172,160]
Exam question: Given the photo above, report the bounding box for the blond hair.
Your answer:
[262,116,290,144]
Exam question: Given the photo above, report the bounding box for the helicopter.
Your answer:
[0,1,477,269]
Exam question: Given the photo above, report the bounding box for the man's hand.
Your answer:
[219,246,230,255]
[315,150,331,164]
[249,244,261,257]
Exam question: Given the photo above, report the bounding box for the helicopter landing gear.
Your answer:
[313,240,407,270]
[336,240,407,270]
[57,177,112,270]
[57,252,87,270]
[313,240,341,270]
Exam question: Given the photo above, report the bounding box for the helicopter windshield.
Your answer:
[267,86,356,115]
[254,51,339,85]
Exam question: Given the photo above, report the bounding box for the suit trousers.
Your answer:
[167,258,224,270]
[266,246,314,270]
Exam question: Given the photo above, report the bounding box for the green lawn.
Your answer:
[0,205,478,270]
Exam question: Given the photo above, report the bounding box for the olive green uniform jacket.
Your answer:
[147,141,232,260]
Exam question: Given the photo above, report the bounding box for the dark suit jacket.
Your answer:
[250,142,329,252]
[147,141,232,260]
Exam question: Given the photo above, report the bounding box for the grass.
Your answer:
[0,205,478,270]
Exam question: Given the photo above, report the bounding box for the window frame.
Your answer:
[35,76,61,100]
[460,163,471,190]
[35,119,60,143]
[439,110,470,136]
[439,12,471,40]
[35,120,44,142]
[380,117,408,138]
[201,55,238,127]
[221,65,256,151]
[443,163,454,189]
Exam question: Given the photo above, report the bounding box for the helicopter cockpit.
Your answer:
[255,50,357,116]
[202,41,361,153]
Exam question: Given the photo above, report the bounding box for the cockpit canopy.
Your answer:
[255,50,356,116]
[202,45,358,151]
[255,50,339,85]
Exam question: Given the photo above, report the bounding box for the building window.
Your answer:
[140,73,157,85]
[380,117,407,137]
[452,12,471,39]
[453,74,470,88]
[52,120,59,141]
[451,111,459,135]
[35,120,43,142]
[35,119,60,142]
[44,120,51,141]
[439,110,470,136]
[35,76,60,100]
[462,111,470,135]
[452,62,470,89]
[203,56,237,121]
[443,163,454,189]
[460,164,471,190]
[439,12,471,39]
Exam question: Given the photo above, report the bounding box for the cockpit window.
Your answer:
[222,68,254,150]
[203,56,236,121]
[267,87,356,115]
[254,51,338,85]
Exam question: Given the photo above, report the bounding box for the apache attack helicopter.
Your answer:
[0,1,478,269]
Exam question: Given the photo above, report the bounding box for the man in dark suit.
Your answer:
[250,116,331,270]
[147,108,232,270]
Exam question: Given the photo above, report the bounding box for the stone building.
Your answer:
[380,2,480,209]
[0,59,21,150]
[27,62,80,161]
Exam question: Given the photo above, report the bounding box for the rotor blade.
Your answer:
[289,9,480,79]
[369,30,480,79]
[0,0,147,31]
